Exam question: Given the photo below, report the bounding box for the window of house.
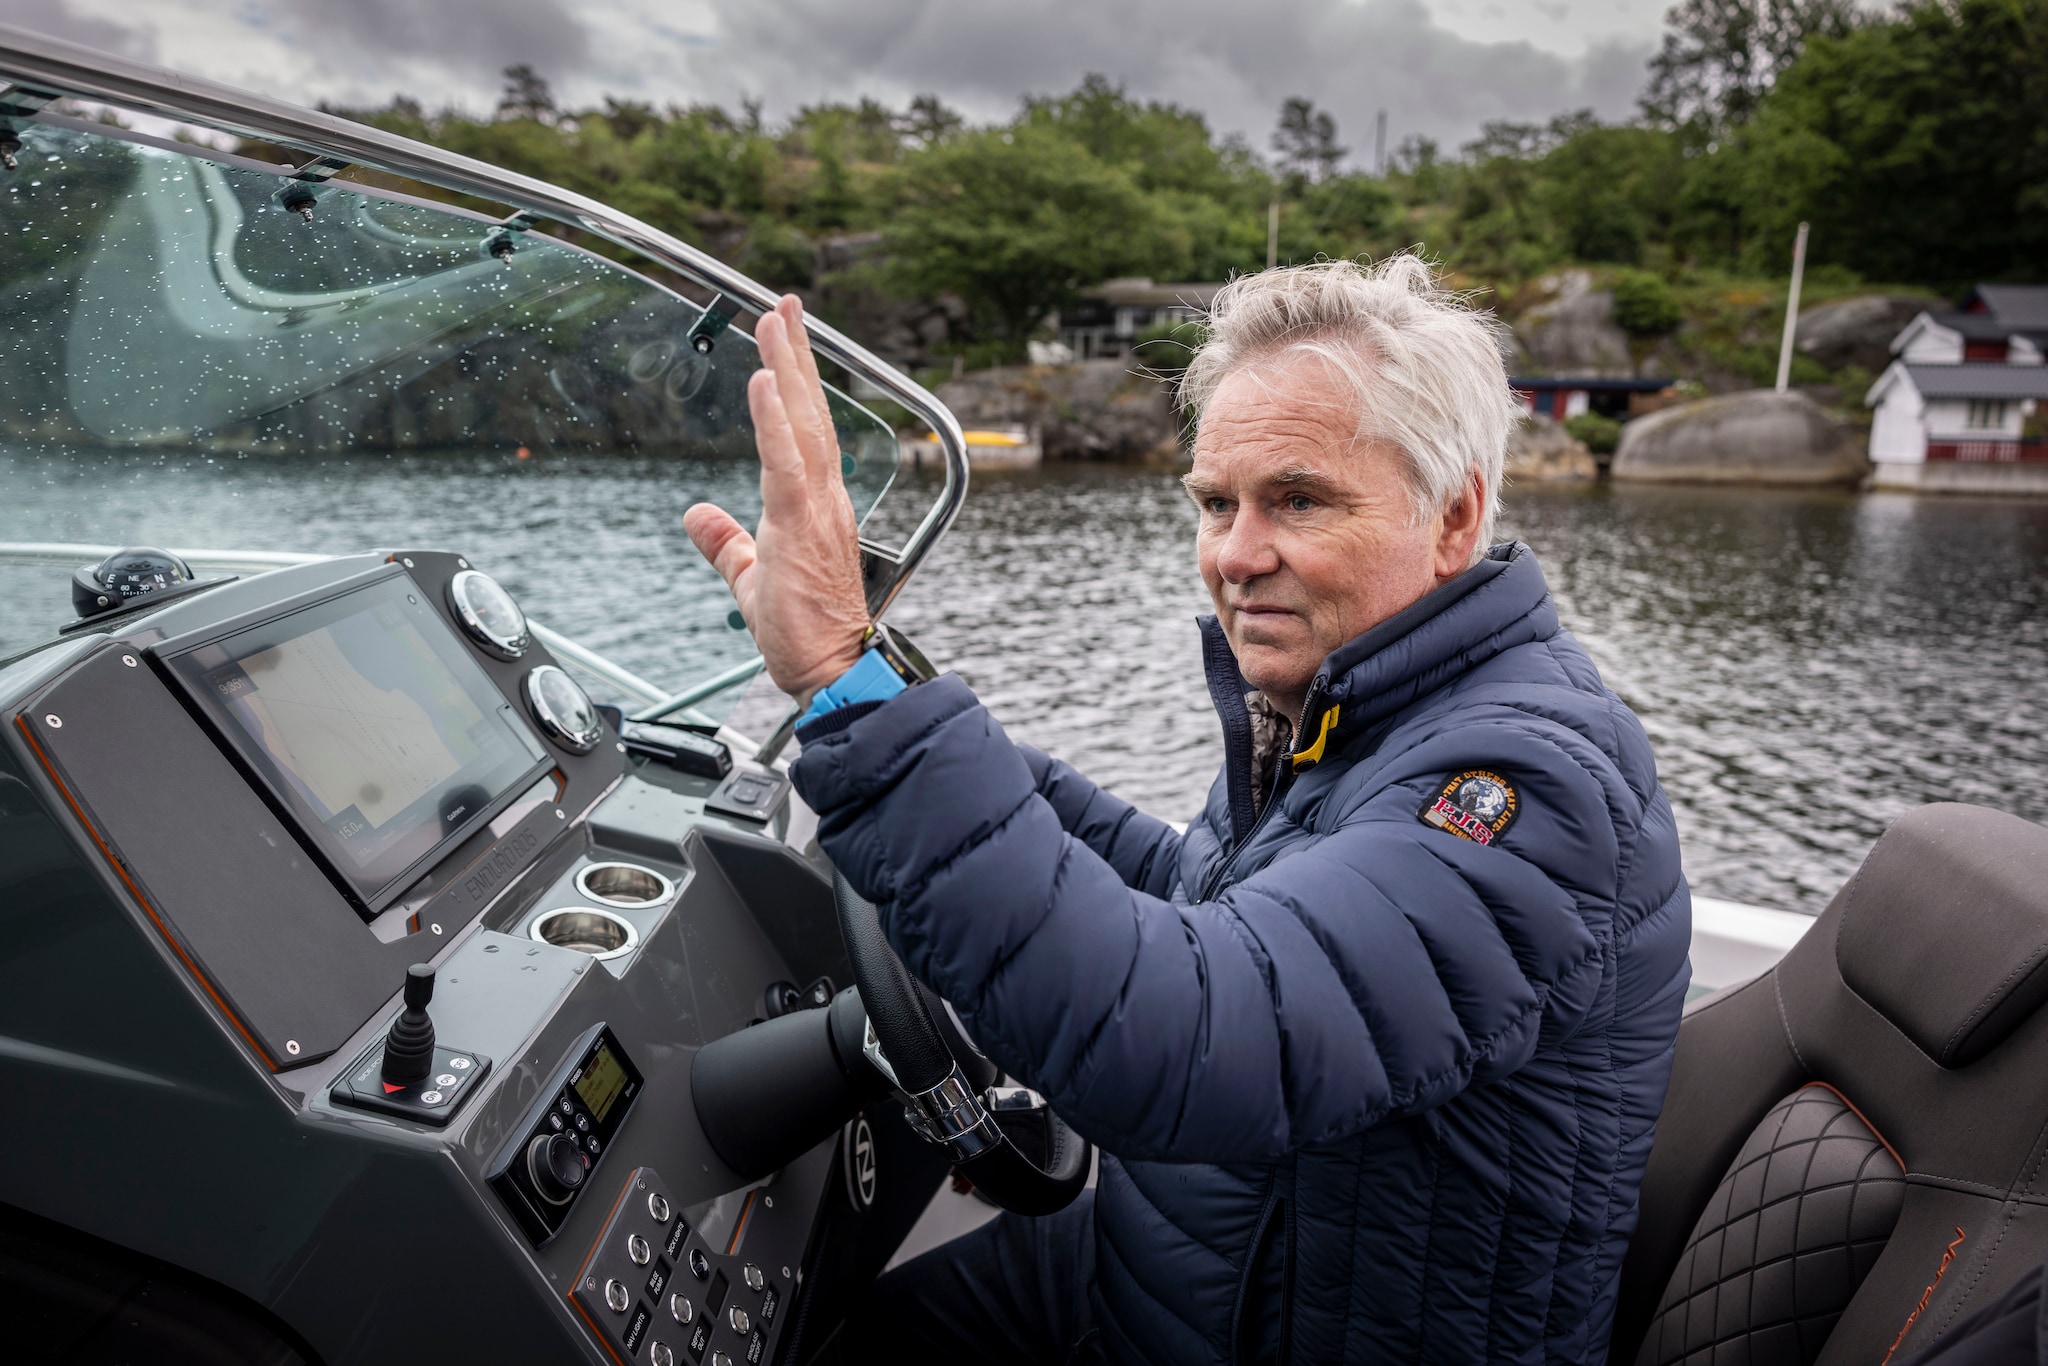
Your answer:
[1966,400,2009,429]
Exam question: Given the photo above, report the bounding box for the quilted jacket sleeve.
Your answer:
[1015,744,1183,900]
[792,675,1611,1165]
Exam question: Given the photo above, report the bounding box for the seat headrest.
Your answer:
[1835,804,2048,1068]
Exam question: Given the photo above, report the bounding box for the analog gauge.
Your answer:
[526,665,603,753]
[447,569,530,659]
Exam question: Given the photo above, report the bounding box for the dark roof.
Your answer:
[1902,363,2048,400]
[1929,311,2020,341]
[1965,285,2048,329]
[1086,278,1226,308]
[1508,376,1674,391]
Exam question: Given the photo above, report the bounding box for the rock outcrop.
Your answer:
[1795,293,1946,374]
[1505,415,1598,483]
[1611,389,1867,485]
[1515,270,1634,377]
[935,360,1183,462]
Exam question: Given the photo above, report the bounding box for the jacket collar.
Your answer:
[1199,543,1558,821]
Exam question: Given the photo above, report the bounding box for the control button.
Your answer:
[759,1286,777,1324]
[664,1219,689,1261]
[623,1303,653,1355]
[712,1353,732,1366]
[435,1073,457,1087]
[603,1279,630,1313]
[576,1114,590,1132]
[746,1330,766,1365]
[742,1263,764,1293]
[587,1135,601,1155]
[728,1305,751,1335]
[687,1319,710,1360]
[687,1248,710,1281]
[450,1056,471,1070]
[419,1090,444,1105]
[649,1192,672,1223]
[669,1292,694,1325]
[651,1342,676,1366]
[547,1113,564,1132]
[527,1132,588,1205]
[558,1096,573,1116]
[627,1233,652,1266]
[646,1261,669,1300]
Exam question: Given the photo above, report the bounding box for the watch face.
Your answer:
[96,547,191,600]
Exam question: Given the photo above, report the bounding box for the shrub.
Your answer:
[1611,271,1683,337]
[1564,412,1622,454]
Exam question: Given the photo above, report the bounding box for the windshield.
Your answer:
[0,117,908,724]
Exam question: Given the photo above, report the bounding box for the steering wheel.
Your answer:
[834,869,1092,1216]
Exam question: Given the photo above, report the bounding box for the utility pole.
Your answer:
[1774,221,1810,394]
[1374,110,1387,177]
[1267,198,1279,270]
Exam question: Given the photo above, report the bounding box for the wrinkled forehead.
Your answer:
[1185,349,1398,493]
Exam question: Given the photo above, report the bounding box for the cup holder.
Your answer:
[574,862,675,909]
[530,907,640,961]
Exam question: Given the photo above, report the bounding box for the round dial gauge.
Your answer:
[447,569,530,659]
[526,665,603,752]
[98,547,192,599]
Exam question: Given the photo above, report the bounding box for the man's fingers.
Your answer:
[776,294,838,459]
[746,368,811,521]
[759,303,838,486]
[681,502,757,601]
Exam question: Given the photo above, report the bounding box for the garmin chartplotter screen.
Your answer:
[163,572,548,909]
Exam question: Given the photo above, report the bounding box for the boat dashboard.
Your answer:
[0,548,948,1365]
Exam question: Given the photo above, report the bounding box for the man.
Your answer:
[683,256,1691,1364]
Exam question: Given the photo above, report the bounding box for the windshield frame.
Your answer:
[0,21,969,628]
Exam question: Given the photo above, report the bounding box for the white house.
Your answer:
[1865,285,2048,494]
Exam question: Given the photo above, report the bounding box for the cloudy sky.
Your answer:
[5,0,1676,158]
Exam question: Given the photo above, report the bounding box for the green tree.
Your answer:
[1642,0,1862,129]
[884,124,1183,358]
[1612,271,1685,336]
[1711,0,2048,286]
[1272,97,1346,186]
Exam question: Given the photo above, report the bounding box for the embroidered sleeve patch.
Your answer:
[1418,770,1520,846]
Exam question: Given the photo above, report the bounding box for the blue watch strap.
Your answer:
[799,646,909,726]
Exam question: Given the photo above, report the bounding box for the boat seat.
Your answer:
[1612,803,2048,1366]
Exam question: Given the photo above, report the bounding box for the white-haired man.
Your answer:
[686,256,1691,1364]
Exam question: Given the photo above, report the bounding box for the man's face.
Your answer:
[1186,352,1482,721]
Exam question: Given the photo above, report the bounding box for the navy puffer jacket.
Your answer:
[792,543,1691,1363]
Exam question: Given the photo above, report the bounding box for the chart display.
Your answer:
[166,572,547,908]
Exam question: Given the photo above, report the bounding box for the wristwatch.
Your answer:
[798,622,936,726]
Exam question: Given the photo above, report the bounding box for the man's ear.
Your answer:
[1432,470,1487,580]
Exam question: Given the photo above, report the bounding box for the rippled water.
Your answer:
[6,448,2045,914]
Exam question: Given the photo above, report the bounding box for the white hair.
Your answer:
[1179,254,1521,555]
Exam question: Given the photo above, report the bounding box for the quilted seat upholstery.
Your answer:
[1637,1085,1905,1366]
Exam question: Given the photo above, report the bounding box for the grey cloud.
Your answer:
[0,0,157,59]
[264,0,593,91]
[669,0,1653,157]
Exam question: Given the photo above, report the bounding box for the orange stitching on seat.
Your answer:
[1800,1080,1905,1172]
[1881,1226,1968,1365]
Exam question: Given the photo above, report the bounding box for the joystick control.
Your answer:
[331,963,491,1127]
[381,964,437,1087]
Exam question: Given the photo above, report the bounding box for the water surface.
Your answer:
[5,449,2043,914]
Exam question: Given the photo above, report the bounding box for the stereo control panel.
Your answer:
[488,1024,645,1244]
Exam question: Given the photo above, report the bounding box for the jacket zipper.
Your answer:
[1199,678,1325,903]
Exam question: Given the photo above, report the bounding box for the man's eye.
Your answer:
[1205,498,1231,515]
[1287,494,1316,512]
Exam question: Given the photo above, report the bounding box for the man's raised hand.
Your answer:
[681,295,869,702]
